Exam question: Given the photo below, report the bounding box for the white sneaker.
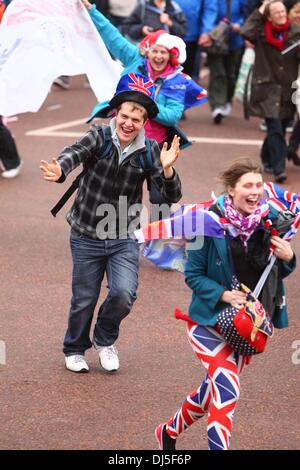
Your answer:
[212,107,223,118]
[259,120,267,132]
[212,107,223,124]
[220,103,232,116]
[98,345,119,372]
[1,160,23,179]
[65,355,89,373]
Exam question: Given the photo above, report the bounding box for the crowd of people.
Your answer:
[1,0,299,451]
[3,0,300,183]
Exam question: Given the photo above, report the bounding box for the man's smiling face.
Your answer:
[115,102,146,148]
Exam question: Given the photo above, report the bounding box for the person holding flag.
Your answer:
[148,158,297,450]
[81,0,208,151]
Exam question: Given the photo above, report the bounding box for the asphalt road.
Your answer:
[0,75,299,450]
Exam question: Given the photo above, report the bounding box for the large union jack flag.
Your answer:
[135,183,300,272]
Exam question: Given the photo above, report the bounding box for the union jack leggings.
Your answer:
[166,323,248,450]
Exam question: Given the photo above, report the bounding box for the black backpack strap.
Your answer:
[138,139,166,205]
[51,126,112,217]
[138,138,153,191]
[97,126,113,159]
[50,172,85,217]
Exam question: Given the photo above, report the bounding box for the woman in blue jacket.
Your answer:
[207,0,246,124]
[155,158,296,450]
[175,0,218,78]
[82,0,207,149]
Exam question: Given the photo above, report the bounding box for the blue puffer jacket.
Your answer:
[87,5,206,138]
[215,0,245,51]
[175,0,218,42]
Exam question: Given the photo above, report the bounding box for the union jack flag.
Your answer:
[264,182,300,240]
[181,73,208,109]
[127,72,154,97]
[136,183,300,272]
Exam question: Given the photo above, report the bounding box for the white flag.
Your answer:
[0,0,122,116]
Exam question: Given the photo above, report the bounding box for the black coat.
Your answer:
[121,0,186,42]
[90,0,109,15]
[241,10,300,119]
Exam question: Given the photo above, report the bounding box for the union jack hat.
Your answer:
[109,72,158,119]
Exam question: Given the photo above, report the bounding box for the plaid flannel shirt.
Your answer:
[57,122,182,239]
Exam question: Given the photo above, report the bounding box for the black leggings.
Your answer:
[0,116,21,170]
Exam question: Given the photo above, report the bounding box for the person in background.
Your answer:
[106,0,138,28]
[155,158,296,450]
[241,0,300,182]
[0,116,22,179]
[285,0,300,23]
[244,0,263,17]
[121,0,186,44]
[244,1,295,134]
[285,0,300,165]
[0,1,22,179]
[175,0,218,81]
[206,0,245,124]
[90,0,109,16]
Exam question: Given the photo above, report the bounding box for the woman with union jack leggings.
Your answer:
[155,158,296,450]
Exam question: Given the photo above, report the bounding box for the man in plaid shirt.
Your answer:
[40,73,182,373]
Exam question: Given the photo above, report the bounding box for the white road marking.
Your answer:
[26,118,263,146]
[26,118,88,136]
[191,137,262,146]
[46,104,62,111]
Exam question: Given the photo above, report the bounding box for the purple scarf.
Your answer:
[223,196,265,248]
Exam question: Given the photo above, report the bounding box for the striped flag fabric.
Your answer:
[136,183,300,272]
[134,199,222,244]
[264,182,300,240]
[181,73,208,109]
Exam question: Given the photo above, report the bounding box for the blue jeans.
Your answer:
[63,229,140,355]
